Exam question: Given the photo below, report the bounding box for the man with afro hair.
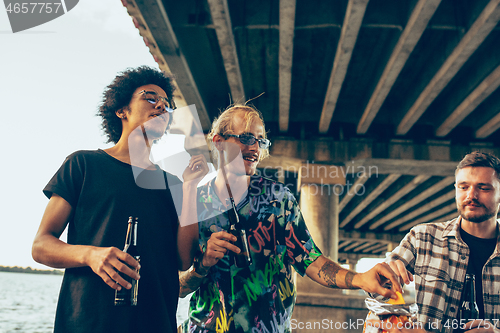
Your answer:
[32,66,207,333]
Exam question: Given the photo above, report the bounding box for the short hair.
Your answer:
[207,104,270,166]
[97,66,176,144]
[456,151,500,180]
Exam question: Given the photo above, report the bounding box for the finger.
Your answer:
[377,263,402,295]
[105,267,132,290]
[212,240,241,254]
[212,231,237,242]
[391,260,412,284]
[117,252,141,270]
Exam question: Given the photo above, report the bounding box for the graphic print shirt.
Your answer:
[187,176,323,333]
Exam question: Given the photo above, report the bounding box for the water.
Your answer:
[0,271,62,333]
[0,271,191,333]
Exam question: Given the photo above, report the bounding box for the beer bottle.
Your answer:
[114,217,141,306]
[459,274,480,321]
[228,199,252,268]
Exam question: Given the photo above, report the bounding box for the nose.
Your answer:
[466,187,478,200]
[248,139,259,151]
[155,100,166,111]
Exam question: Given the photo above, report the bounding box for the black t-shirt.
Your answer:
[460,228,497,319]
[43,149,182,333]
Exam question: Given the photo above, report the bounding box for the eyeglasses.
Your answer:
[137,90,176,112]
[224,133,271,149]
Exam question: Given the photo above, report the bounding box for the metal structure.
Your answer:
[121,0,500,262]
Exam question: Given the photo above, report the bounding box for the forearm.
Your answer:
[305,255,358,289]
[179,264,209,298]
[177,182,200,270]
[32,234,93,269]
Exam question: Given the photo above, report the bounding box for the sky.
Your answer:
[0,0,166,269]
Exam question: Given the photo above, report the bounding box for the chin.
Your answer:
[461,212,495,223]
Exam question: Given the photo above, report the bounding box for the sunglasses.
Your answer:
[224,133,271,149]
[137,90,176,112]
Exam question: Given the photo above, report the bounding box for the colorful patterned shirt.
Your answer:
[387,217,500,333]
[187,176,322,333]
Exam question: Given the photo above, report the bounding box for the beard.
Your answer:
[457,199,497,223]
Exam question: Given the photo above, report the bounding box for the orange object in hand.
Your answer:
[387,291,405,305]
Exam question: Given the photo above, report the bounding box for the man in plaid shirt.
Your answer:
[386,152,500,333]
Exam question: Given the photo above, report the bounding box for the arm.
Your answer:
[305,255,402,298]
[179,231,239,297]
[177,154,209,271]
[32,194,140,290]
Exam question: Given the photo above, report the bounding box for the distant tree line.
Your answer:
[0,265,63,275]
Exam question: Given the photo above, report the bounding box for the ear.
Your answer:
[213,134,225,151]
[116,107,128,120]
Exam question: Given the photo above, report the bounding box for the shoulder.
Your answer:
[63,149,103,162]
[407,218,458,239]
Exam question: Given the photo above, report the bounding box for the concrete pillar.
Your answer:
[295,184,341,295]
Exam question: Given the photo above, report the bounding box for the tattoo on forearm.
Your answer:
[318,262,341,288]
[179,270,206,298]
[345,271,356,289]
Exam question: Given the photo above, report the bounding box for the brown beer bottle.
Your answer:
[114,217,141,306]
[459,274,480,321]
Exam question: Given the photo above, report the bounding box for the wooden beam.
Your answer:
[350,158,457,176]
[339,252,385,261]
[342,241,363,252]
[436,64,500,137]
[318,0,369,134]
[338,240,353,249]
[340,174,401,228]
[357,0,441,134]
[396,0,500,135]
[299,163,346,186]
[399,202,457,231]
[338,173,369,212]
[476,112,500,138]
[383,190,455,230]
[354,175,431,228]
[352,242,378,252]
[207,0,245,102]
[126,0,211,130]
[427,211,459,224]
[279,0,296,132]
[338,230,406,243]
[369,176,454,229]
[362,243,390,254]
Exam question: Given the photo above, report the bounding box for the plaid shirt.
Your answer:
[387,217,500,333]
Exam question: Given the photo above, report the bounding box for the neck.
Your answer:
[460,216,498,239]
[214,165,250,207]
[105,128,154,169]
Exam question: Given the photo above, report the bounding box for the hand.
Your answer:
[388,259,414,285]
[464,320,500,332]
[201,231,240,268]
[353,262,402,300]
[86,246,140,290]
[183,154,209,184]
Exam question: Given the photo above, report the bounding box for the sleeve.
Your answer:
[283,189,323,276]
[385,228,418,275]
[43,152,85,207]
